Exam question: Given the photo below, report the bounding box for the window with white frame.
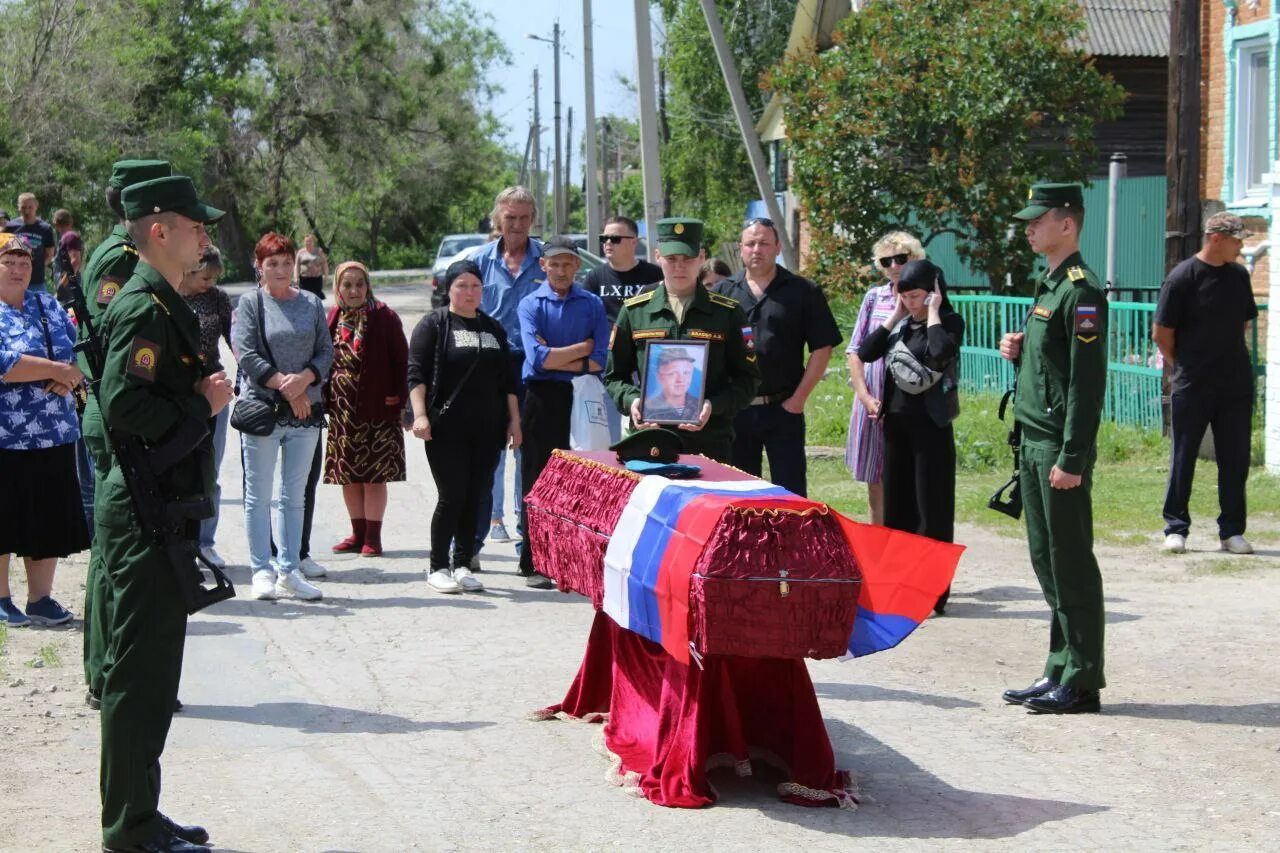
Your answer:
[1234,39,1271,201]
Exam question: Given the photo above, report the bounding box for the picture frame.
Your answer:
[640,339,709,425]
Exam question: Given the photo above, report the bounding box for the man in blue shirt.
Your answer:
[470,186,545,564]
[516,235,608,588]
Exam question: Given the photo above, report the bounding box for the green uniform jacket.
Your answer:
[1014,252,1108,475]
[79,225,141,472]
[606,283,760,451]
[94,261,214,529]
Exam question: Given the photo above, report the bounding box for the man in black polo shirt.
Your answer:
[712,218,842,496]
[583,215,661,440]
[1153,212,1259,556]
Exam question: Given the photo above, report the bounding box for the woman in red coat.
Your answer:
[323,261,408,555]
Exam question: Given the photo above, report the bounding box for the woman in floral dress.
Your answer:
[323,261,408,556]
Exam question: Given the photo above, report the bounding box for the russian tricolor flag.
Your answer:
[603,476,962,664]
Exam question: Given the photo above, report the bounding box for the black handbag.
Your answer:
[231,291,283,436]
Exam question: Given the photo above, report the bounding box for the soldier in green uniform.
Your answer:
[999,182,1108,715]
[96,175,231,853]
[605,218,759,462]
[81,159,173,711]
[642,345,702,423]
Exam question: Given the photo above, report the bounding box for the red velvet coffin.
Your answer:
[526,450,861,660]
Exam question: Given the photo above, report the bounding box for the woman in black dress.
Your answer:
[857,259,964,614]
[408,260,522,594]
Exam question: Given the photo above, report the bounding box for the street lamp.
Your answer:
[528,24,563,234]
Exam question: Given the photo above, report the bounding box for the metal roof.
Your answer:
[1076,0,1170,58]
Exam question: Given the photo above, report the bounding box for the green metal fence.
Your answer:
[952,295,1269,431]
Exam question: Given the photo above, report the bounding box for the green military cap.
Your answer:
[121,176,225,224]
[611,427,685,463]
[108,159,172,190]
[1013,182,1085,221]
[656,217,703,257]
[656,345,696,368]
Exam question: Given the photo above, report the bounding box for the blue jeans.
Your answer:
[199,406,230,549]
[241,424,321,574]
[477,447,521,551]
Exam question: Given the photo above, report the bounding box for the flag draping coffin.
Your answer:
[603,478,861,664]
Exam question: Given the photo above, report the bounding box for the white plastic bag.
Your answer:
[570,374,613,451]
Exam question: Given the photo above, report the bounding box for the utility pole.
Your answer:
[699,0,796,269]
[529,24,564,233]
[633,0,664,259]
[1166,0,1201,272]
[565,106,574,233]
[600,118,611,218]
[532,67,545,237]
[518,124,534,187]
[583,0,600,242]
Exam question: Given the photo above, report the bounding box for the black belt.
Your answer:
[749,392,790,406]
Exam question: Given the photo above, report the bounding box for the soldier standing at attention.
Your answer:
[998,183,1108,715]
[97,176,231,853]
[81,159,174,713]
[605,218,759,462]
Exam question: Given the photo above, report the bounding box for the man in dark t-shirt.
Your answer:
[1153,212,1260,555]
[52,208,84,294]
[9,192,56,292]
[582,215,661,439]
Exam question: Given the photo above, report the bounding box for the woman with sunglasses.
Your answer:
[844,231,926,525]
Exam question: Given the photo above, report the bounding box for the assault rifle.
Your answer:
[61,281,235,614]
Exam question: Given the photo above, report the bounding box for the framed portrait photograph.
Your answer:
[640,339,709,425]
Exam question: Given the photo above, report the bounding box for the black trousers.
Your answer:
[731,403,808,496]
[519,379,574,575]
[268,432,322,561]
[426,435,502,570]
[1162,385,1252,539]
[883,414,956,611]
[475,353,526,552]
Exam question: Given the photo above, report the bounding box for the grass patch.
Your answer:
[1188,558,1261,576]
[0,623,7,675]
[25,643,61,669]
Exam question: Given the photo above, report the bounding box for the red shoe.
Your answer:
[361,520,383,556]
[333,518,367,553]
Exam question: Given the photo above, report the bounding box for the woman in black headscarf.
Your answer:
[856,259,964,614]
[407,260,522,594]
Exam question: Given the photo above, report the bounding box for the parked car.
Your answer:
[429,233,489,291]
[430,244,607,308]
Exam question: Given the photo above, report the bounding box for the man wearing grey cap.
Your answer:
[1153,212,1259,556]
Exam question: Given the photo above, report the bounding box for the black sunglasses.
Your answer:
[878,253,910,268]
[599,234,635,245]
[745,217,774,228]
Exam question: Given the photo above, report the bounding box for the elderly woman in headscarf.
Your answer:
[407,259,521,594]
[0,232,89,627]
[323,261,408,557]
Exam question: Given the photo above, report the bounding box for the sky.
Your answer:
[478,0,648,179]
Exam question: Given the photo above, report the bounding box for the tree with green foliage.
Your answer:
[768,0,1125,295]
[657,0,796,255]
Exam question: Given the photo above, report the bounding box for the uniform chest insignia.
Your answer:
[126,337,161,382]
[1067,266,1087,282]
[1033,305,1052,319]
[1075,304,1099,334]
[632,329,667,341]
[95,276,123,306]
[688,329,725,342]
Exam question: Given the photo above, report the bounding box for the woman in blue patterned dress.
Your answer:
[844,231,926,525]
[0,232,89,626]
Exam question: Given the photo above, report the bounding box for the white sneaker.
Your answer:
[1220,535,1254,555]
[1162,533,1186,554]
[276,569,323,600]
[298,557,327,579]
[452,567,484,592]
[251,570,278,600]
[199,546,226,569]
[427,569,460,594]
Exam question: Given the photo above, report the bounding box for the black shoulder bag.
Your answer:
[427,311,483,427]
[230,291,283,436]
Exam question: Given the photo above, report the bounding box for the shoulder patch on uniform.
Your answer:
[1075,304,1099,334]
[624,291,656,308]
[1067,266,1087,282]
[1076,335,1098,344]
[688,329,725,342]
[632,329,667,341]
[95,276,124,306]
[708,292,739,309]
[741,325,756,351]
[126,337,161,382]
